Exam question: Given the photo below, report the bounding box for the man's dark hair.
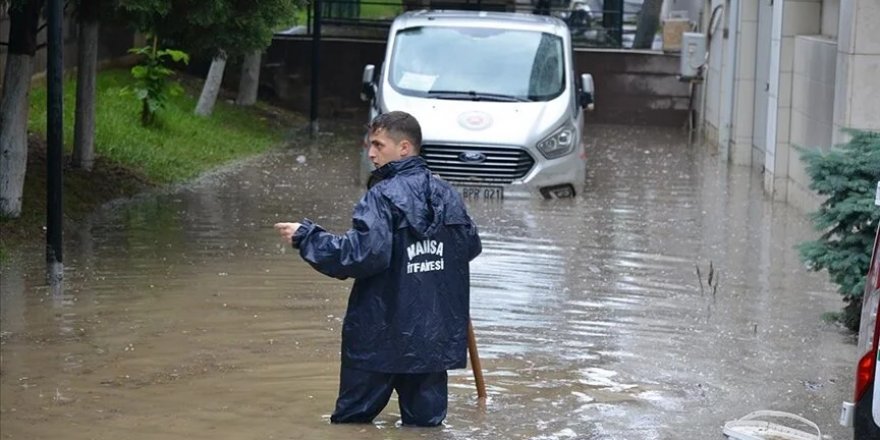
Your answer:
[368,111,422,151]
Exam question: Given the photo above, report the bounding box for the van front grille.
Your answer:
[420,145,534,185]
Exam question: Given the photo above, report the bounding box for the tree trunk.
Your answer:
[0,0,43,218]
[0,55,35,218]
[195,50,227,117]
[236,50,261,106]
[73,5,99,171]
[633,0,663,49]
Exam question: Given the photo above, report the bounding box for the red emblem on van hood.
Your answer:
[457,111,493,130]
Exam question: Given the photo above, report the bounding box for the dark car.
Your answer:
[840,192,880,438]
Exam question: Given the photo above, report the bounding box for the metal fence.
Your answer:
[281,0,643,49]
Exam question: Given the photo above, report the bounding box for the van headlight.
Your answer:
[537,124,577,159]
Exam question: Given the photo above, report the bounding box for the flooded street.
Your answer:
[0,123,855,439]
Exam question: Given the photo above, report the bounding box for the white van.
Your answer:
[360,10,595,199]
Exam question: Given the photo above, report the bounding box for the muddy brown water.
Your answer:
[1,124,855,439]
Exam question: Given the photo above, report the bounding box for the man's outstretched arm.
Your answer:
[275,190,393,280]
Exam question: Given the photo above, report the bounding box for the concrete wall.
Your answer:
[764,0,822,201]
[262,38,386,119]
[697,0,879,213]
[750,0,773,167]
[832,0,880,144]
[701,0,725,151]
[730,0,758,166]
[662,0,703,22]
[822,0,840,37]
[574,49,691,126]
[788,35,836,212]
[262,37,691,126]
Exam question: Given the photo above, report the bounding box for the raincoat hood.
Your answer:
[372,156,449,239]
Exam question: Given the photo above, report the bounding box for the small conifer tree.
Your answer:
[798,130,880,330]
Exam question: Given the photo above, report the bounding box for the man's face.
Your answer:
[368,129,412,168]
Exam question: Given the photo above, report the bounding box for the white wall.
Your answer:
[764,0,822,201]
[751,0,773,168]
[832,0,880,144]
[822,0,840,37]
[662,0,703,22]
[697,0,880,213]
[788,36,837,212]
[702,0,726,149]
[730,0,758,165]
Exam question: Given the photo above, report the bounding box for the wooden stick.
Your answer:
[467,319,487,400]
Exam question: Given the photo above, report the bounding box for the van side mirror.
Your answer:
[579,73,595,111]
[361,64,376,102]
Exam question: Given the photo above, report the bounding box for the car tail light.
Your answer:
[854,227,880,402]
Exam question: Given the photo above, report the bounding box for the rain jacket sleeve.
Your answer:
[291,190,393,280]
[466,217,482,262]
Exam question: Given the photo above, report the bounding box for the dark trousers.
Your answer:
[330,366,448,427]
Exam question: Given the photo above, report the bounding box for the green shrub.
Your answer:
[798,130,880,330]
[126,37,190,126]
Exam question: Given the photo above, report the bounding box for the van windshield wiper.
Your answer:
[426,90,532,102]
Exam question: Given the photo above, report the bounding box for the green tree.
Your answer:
[115,0,171,34]
[798,130,880,330]
[116,0,297,115]
[152,0,298,115]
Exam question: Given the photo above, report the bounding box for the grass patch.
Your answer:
[291,0,402,25]
[28,69,297,183]
[361,0,402,19]
[1,68,303,254]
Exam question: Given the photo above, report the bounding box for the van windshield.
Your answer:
[388,26,566,102]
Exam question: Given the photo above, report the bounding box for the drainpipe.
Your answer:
[718,0,740,162]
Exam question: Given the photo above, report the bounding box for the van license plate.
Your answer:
[458,186,504,200]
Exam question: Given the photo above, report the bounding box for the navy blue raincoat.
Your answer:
[293,156,482,373]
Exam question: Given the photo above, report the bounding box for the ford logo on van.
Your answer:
[459,151,486,163]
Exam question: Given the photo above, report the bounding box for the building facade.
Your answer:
[699,0,879,212]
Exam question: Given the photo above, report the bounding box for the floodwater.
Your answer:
[0,123,855,439]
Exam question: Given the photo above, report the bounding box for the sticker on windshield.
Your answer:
[398,72,437,91]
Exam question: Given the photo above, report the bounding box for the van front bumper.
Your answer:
[499,149,587,199]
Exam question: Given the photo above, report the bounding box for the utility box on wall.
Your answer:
[679,32,706,79]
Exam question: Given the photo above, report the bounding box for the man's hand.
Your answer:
[274,222,302,244]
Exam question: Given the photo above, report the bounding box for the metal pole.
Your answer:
[615,0,623,48]
[46,0,64,283]
[309,0,322,137]
[307,2,312,35]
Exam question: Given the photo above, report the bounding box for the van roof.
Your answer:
[392,10,569,34]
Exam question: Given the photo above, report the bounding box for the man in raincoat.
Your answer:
[274,111,482,426]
